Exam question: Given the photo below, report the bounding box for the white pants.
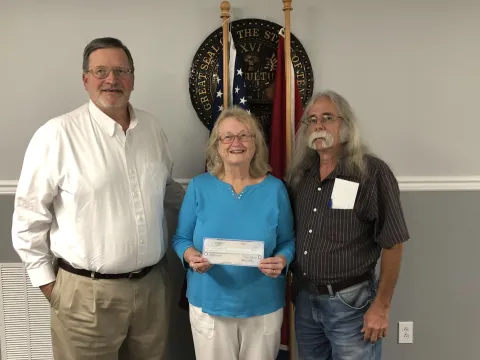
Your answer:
[189,304,283,360]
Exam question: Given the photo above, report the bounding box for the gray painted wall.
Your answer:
[2,0,480,180]
[2,191,479,360]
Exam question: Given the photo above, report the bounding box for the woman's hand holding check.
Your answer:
[184,247,213,274]
[259,255,287,278]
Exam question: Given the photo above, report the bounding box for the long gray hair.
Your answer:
[286,90,370,191]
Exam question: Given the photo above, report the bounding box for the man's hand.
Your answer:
[361,302,389,343]
[259,255,287,278]
[40,281,56,301]
[184,247,212,274]
[361,243,403,343]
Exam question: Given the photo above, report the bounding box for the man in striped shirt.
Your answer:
[287,90,409,360]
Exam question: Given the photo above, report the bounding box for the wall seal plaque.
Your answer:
[189,18,314,139]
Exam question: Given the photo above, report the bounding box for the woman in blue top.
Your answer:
[172,107,296,360]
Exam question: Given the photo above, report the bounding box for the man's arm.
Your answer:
[164,176,185,214]
[156,126,186,214]
[362,243,403,342]
[362,159,409,342]
[375,243,403,308]
[12,122,59,293]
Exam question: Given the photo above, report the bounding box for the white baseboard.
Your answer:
[1,176,480,195]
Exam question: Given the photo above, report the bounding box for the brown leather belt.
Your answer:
[295,271,372,295]
[57,258,156,280]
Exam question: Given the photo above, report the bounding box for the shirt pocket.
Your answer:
[144,162,169,195]
[323,208,359,243]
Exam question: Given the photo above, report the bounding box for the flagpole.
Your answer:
[283,1,295,359]
[220,1,230,109]
[283,0,293,166]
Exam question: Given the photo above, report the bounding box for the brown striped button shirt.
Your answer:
[291,154,410,285]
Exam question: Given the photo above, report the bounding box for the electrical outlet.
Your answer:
[398,321,413,344]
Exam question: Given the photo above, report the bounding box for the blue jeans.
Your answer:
[294,279,381,360]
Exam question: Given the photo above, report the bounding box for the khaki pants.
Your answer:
[189,304,283,360]
[49,258,170,360]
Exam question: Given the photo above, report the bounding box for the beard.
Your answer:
[97,96,127,108]
[92,88,129,109]
[308,130,334,150]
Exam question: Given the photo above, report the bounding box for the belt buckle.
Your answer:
[314,283,324,294]
[314,282,330,295]
[309,281,321,294]
[128,268,143,279]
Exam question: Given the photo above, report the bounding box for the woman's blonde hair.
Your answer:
[206,106,271,178]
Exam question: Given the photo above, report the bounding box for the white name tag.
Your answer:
[202,238,264,267]
[330,178,359,210]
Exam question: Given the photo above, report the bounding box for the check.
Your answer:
[202,238,264,267]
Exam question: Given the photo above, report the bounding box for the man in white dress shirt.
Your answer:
[12,37,184,359]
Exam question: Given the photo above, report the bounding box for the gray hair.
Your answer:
[206,106,271,178]
[82,37,135,73]
[286,90,370,191]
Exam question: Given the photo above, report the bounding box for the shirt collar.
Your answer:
[88,100,138,137]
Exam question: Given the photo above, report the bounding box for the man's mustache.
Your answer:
[101,87,124,93]
[308,131,334,148]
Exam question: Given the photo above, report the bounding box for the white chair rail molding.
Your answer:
[1,177,480,195]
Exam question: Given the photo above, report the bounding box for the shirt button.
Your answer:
[313,208,317,212]
[303,272,307,276]
[304,251,308,255]
[308,229,312,233]
[317,187,321,191]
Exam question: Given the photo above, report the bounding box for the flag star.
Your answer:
[240,97,247,105]
[218,105,224,111]
[247,109,251,114]
[216,90,223,98]
[217,77,221,84]
[236,68,243,76]
[235,86,240,93]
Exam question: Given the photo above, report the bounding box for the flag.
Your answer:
[269,30,304,356]
[178,31,250,312]
[210,31,250,132]
[269,31,303,179]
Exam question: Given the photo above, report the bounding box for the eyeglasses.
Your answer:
[218,132,255,144]
[303,113,343,126]
[87,66,133,79]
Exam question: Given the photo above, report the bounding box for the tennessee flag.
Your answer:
[269,30,303,357]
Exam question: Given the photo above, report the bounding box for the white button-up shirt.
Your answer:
[12,101,183,287]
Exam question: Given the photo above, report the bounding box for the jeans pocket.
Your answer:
[189,305,215,340]
[335,280,372,310]
[263,308,284,336]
